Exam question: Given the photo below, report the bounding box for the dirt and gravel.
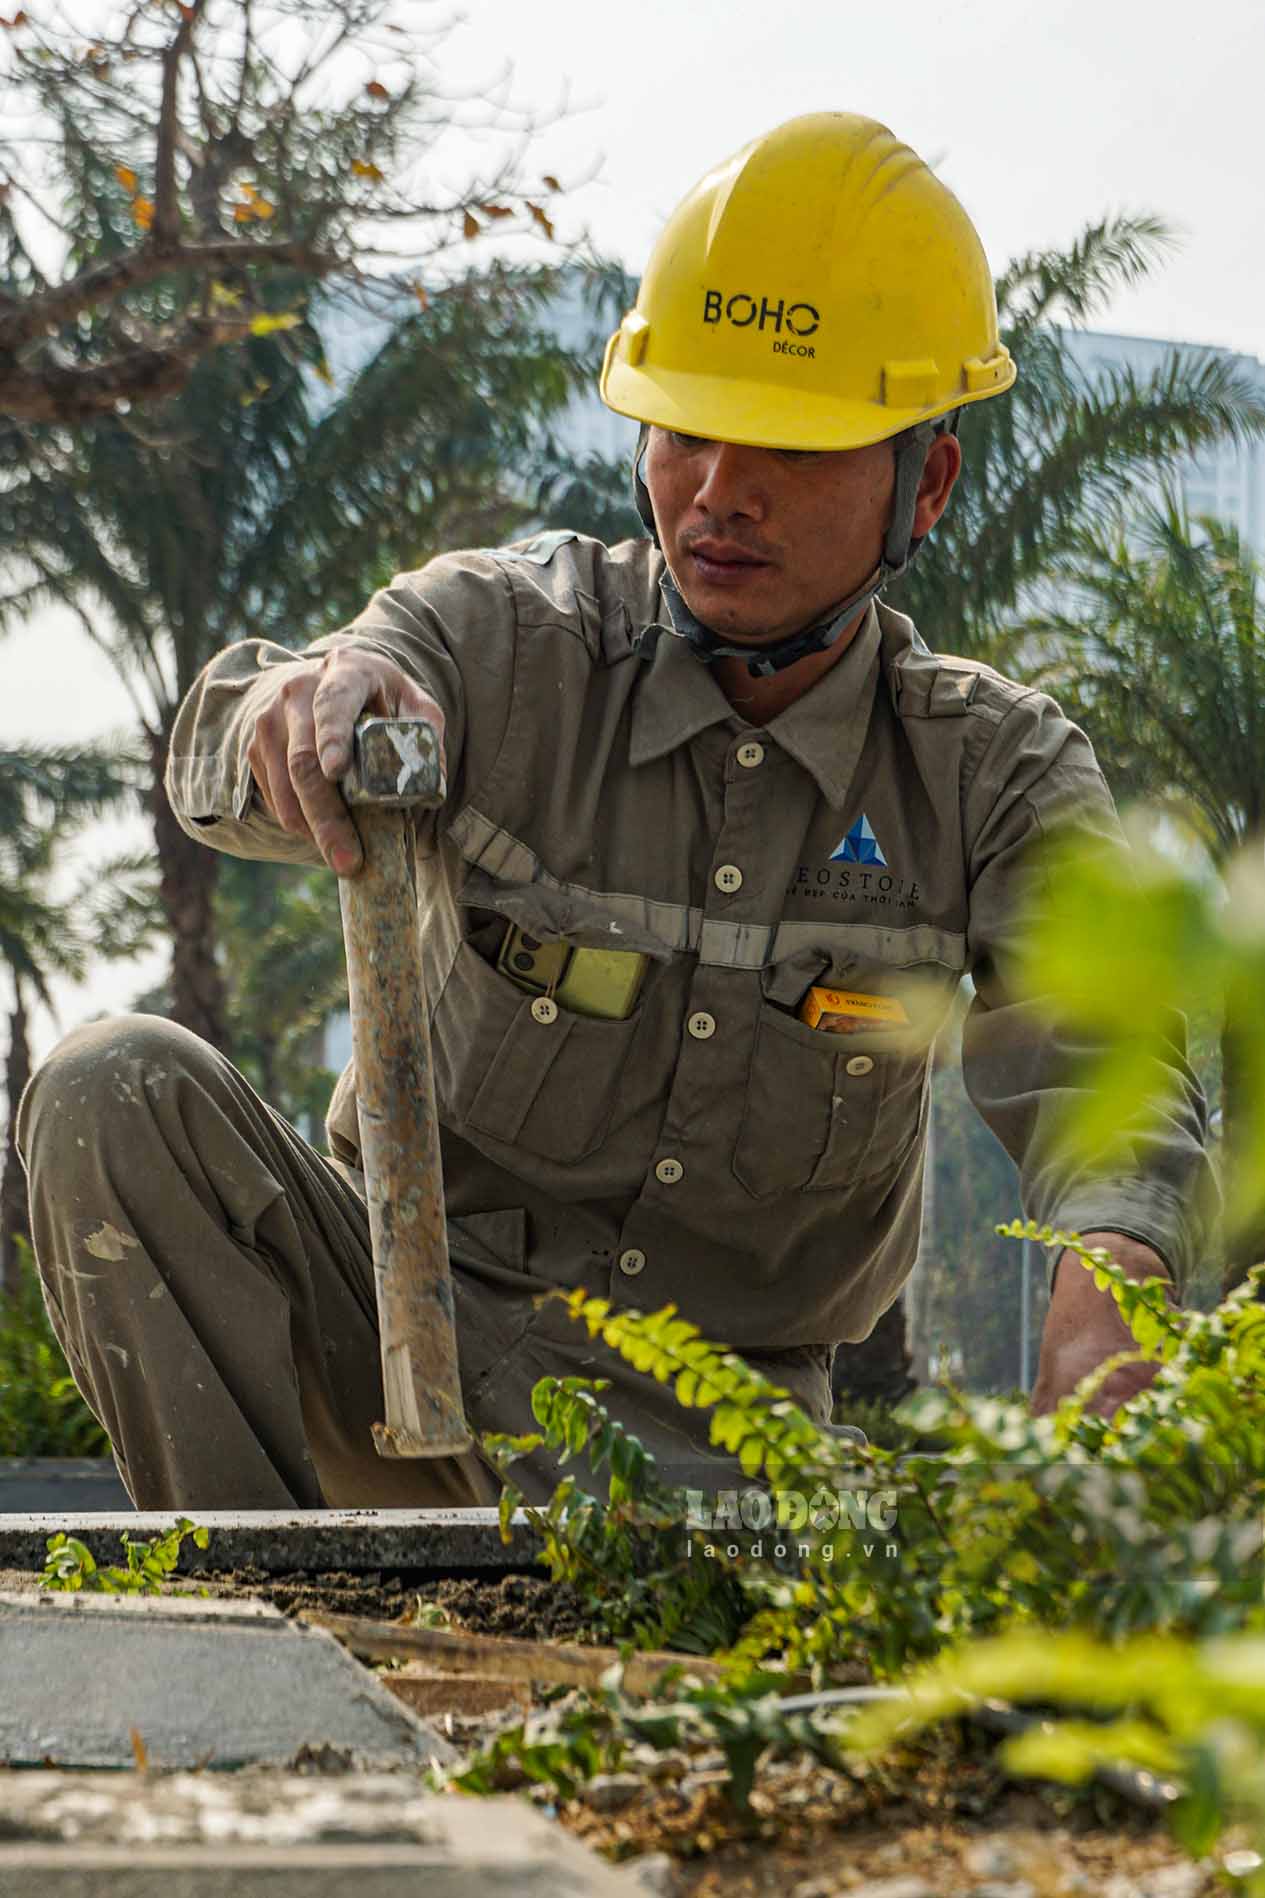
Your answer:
[1,1564,1243,1895]
[209,1566,594,1639]
[558,1735,1232,1896]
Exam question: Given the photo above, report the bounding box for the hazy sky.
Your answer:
[6,0,1263,1063]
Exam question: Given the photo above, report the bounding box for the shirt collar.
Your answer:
[629,595,882,810]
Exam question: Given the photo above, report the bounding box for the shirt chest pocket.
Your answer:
[432,940,640,1165]
[732,1005,931,1198]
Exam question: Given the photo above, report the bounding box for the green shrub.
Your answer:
[460,1230,1265,1817]
[0,1237,108,1457]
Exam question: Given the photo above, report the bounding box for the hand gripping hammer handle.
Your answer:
[339,716,471,1458]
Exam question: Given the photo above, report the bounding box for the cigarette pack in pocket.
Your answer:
[798,987,910,1034]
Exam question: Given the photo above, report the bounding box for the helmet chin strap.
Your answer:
[632,418,951,679]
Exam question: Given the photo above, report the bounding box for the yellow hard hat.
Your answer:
[600,111,1015,452]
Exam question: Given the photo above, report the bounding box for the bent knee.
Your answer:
[17,1014,217,1161]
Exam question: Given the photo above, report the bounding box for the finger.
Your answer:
[278,678,363,873]
[248,718,307,837]
[310,654,375,778]
[286,728,362,873]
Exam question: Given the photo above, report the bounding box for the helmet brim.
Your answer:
[600,353,1015,453]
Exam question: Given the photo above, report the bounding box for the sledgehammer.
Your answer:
[339,715,471,1458]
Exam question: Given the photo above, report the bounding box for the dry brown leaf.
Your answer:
[352,160,384,182]
[232,203,253,224]
[115,164,138,192]
[479,202,514,220]
[462,210,481,239]
[542,173,561,193]
[130,1726,149,1772]
[411,282,430,310]
[366,79,389,100]
[131,196,155,231]
[528,203,555,241]
[251,198,275,219]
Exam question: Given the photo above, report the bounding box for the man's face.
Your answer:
[643,427,899,646]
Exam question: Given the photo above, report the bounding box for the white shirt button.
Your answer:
[714,863,743,894]
[736,741,765,769]
[530,996,559,1025]
[846,1054,875,1076]
[687,1011,716,1040]
[655,1157,684,1185]
[619,1247,647,1276]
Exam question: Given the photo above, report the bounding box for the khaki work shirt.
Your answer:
[167,530,1213,1371]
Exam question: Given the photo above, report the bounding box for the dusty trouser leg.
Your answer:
[16,1014,498,1510]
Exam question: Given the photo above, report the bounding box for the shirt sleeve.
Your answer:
[163,550,519,864]
[959,689,1216,1292]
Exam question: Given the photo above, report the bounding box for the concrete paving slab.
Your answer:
[0,1506,537,1575]
[0,1771,637,1895]
[0,1589,456,1771]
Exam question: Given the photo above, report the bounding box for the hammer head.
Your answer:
[341,716,445,809]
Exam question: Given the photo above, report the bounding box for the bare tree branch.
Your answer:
[152,0,207,248]
[0,315,256,422]
[0,237,334,353]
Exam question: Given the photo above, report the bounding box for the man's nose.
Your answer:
[691,441,769,520]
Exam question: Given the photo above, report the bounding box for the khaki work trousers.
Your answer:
[16,1015,802,1510]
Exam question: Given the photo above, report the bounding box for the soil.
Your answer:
[2,1561,595,1640]
[557,1730,1230,1895]
[203,1567,594,1640]
[1,1563,1239,1893]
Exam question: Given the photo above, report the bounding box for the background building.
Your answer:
[1061,328,1265,551]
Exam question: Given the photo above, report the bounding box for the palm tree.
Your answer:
[893,216,1265,660]
[0,745,150,1289]
[1027,498,1265,1279]
[0,268,586,1051]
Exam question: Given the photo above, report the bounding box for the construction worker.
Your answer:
[18,114,1212,1509]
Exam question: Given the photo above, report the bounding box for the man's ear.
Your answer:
[911,432,962,539]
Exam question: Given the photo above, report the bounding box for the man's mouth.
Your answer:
[686,541,774,586]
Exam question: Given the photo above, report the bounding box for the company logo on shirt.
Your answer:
[830,815,888,868]
[787,812,920,910]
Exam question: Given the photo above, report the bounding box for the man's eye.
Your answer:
[667,430,707,451]
[778,448,825,464]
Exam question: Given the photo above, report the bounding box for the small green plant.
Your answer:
[484,1375,748,1654]
[411,1599,453,1630]
[450,1671,850,1811]
[0,1238,108,1456]
[41,1517,209,1594]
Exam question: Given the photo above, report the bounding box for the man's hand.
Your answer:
[1029,1230,1173,1418]
[246,649,446,877]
